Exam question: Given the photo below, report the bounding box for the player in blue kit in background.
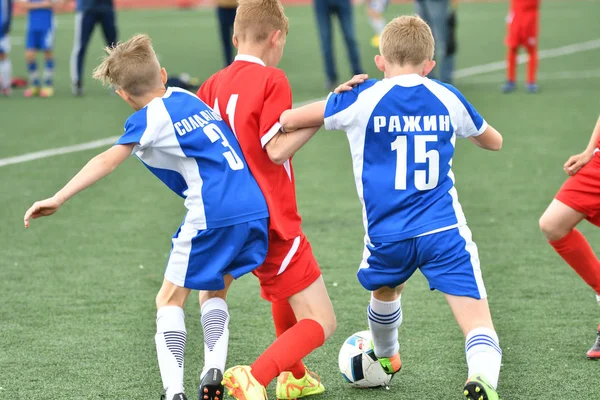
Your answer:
[24,34,269,400]
[280,16,504,400]
[21,0,60,98]
[0,0,13,95]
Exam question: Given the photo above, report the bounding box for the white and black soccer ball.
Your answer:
[338,330,393,388]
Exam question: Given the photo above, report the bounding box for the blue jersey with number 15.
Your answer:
[324,74,487,243]
[117,87,268,231]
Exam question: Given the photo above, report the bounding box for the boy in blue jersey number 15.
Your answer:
[24,34,269,400]
[280,16,504,400]
[20,0,60,97]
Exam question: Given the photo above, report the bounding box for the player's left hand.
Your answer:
[24,196,62,228]
[334,74,369,94]
[564,151,594,176]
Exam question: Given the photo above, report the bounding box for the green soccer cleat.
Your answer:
[276,369,325,399]
[377,353,402,375]
[463,375,501,400]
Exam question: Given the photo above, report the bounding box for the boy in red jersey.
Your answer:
[197,0,336,399]
[502,0,540,93]
[539,115,600,360]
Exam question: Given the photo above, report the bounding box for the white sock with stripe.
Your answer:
[155,306,186,399]
[367,295,403,357]
[200,297,230,378]
[465,327,502,389]
[0,59,11,90]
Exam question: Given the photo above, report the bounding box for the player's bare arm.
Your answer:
[24,144,134,227]
[468,125,503,151]
[265,126,321,165]
[280,100,327,133]
[19,0,53,10]
[334,74,369,94]
[564,115,600,176]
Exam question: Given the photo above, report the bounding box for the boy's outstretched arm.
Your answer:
[279,100,327,133]
[24,144,134,227]
[265,126,321,165]
[469,125,503,151]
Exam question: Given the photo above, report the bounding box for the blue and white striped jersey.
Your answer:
[324,74,487,243]
[116,87,269,230]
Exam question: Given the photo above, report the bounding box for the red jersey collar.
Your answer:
[234,54,266,67]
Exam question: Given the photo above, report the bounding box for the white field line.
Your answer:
[454,38,600,79]
[459,68,600,84]
[1,38,599,169]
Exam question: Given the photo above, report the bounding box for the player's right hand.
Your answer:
[24,197,62,228]
[334,74,369,94]
[564,151,594,176]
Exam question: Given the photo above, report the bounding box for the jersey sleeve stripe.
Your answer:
[261,121,282,148]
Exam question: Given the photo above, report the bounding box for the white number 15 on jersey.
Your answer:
[391,135,440,191]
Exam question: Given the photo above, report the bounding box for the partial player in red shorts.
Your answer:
[539,115,600,360]
[502,0,540,93]
[197,0,336,399]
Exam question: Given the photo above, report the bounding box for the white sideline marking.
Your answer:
[1,38,600,169]
[460,68,600,84]
[454,38,600,79]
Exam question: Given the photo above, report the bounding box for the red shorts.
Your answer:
[556,152,600,227]
[505,10,539,48]
[253,232,322,302]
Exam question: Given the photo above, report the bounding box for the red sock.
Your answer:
[550,229,600,293]
[526,45,538,84]
[507,47,518,82]
[251,319,325,387]
[271,301,306,379]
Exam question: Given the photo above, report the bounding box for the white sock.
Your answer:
[465,327,502,389]
[200,297,230,378]
[155,306,186,399]
[0,59,11,90]
[368,16,387,35]
[367,295,402,357]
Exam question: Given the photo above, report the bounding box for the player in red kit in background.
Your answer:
[502,0,540,93]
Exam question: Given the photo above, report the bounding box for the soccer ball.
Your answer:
[338,330,393,388]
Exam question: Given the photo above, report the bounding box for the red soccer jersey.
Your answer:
[197,54,302,241]
[510,0,540,12]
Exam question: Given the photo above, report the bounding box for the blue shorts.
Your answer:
[0,35,10,54]
[26,28,55,51]
[358,226,487,299]
[164,218,269,291]
[368,0,390,13]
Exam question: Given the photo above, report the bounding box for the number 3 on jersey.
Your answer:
[202,123,244,170]
[391,135,439,191]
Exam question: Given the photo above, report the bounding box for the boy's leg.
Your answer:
[100,8,118,48]
[41,49,55,97]
[24,47,40,97]
[313,0,337,88]
[540,200,600,293]
[271,300,307,379]
[155,280,192,400]
[446,295,502,391]
[0,36,12,94]
[369,285,404,374]
[70,11,96,95]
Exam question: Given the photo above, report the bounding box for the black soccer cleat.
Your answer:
[199,368,224,400]
[160,393,188,400]
[586,324,600,360]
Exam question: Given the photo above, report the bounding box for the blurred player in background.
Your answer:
[70,0,117,96]
[215,0,237,66]
[366,0,388,48]
[21,0,59,98]
[281,15,504,400]
[502,0,539,93]
[314,0,363,90]
[0,0,13,96]
[24,34,270,400]
[539,115,600,360]
[197,0,336,399]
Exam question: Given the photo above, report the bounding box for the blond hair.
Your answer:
[234,0,289,43]
[92,34,163,96]
[380,15,435,67]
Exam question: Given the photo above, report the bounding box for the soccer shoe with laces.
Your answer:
[24,86,39,97]
[377,353,402,375]
[222,365,267,400]
[160,393,188,400]
[463,375,501,400]
[586,324,600,360]
[39,86,54,98]
[276,369,325,399]
[199,367,224,400]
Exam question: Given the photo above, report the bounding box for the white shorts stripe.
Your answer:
[164,221,198,287]
[457,224,487,299]
[277,235,301,276]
